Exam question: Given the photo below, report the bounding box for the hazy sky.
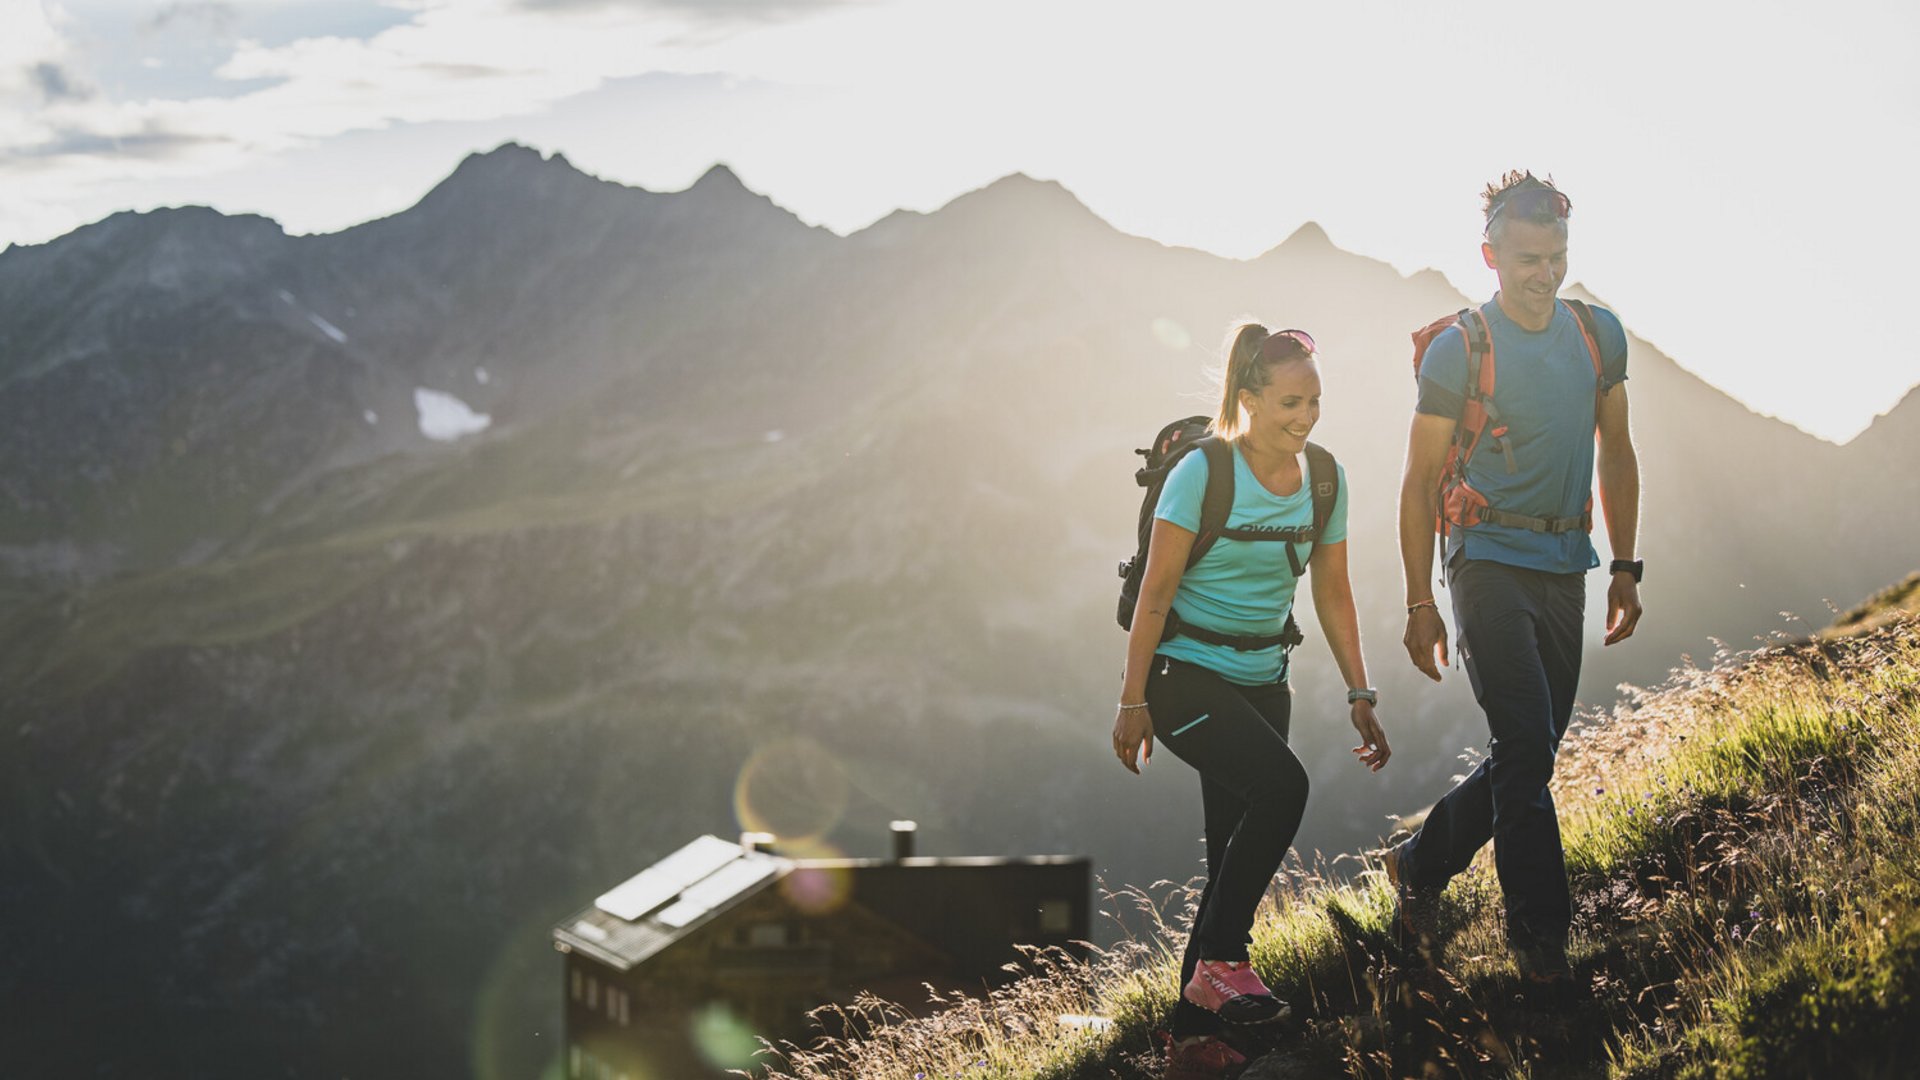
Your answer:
[6,0,1916,442]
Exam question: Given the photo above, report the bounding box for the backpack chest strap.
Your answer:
[1214,526,1319,576]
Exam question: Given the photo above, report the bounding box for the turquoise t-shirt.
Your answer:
[1415,299,1629,574]
[1151,442,1348,685]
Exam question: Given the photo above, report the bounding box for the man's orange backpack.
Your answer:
[1409,300,1605,539]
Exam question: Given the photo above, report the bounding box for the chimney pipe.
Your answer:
[740,831,775,854]
[890,820,917,861]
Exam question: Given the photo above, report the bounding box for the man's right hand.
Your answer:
[1403,606,1449,682]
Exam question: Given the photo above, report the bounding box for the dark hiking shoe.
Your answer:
[1382,839,1443,960]
[1513,938,1583,1006]
[1512,937,1570,978]
[1161,1031,1248,1080]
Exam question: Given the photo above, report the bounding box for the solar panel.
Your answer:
[654,899,705,928]
[683,857,778,907]
[595,836,742,921]
[649,857,779,929]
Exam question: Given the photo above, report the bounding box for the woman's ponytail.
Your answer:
[1213,322,1270,439]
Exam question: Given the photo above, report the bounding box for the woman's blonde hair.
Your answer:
[1212,321,1315,439]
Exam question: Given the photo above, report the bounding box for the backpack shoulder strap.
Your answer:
[1561,298,1605,379]
[1189,437,1235,568]
[1304,442,1338,538]
[1458,306,1495,402]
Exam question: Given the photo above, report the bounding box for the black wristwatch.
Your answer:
[1609,558,1644,583]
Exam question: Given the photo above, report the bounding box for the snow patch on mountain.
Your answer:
[307,312,348,344]
[414,388,490,442]
[275,289,349,344]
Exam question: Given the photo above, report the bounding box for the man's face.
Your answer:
[1483,219,1568,322]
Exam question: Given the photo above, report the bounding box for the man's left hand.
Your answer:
[1604,574,1642,645]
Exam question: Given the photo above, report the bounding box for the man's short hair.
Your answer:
[1483,171,1569,245]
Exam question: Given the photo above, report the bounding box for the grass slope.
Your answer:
[750,603,1920,1080]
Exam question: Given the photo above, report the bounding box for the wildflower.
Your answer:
[1749,910,1761,921]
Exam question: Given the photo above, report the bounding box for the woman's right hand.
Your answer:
[1112,706,1154,775]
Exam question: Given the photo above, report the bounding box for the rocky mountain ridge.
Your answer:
[1,143,1914,1078]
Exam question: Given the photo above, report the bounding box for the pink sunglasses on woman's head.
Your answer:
[1256,329,1316,362]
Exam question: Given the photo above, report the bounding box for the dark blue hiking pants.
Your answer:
[1145,655,1308,1037]
[1399,557,1584,947]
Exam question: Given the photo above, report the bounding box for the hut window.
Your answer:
[1040,899,1072,933]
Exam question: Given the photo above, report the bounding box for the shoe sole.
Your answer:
[1217,995,1289,1025]
[1184,986,1290,1025]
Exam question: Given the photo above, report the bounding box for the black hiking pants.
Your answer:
[1399,557,1584,947]
[1145,655,1309,1037]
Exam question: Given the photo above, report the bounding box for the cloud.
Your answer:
[29,62,93,103]
[512,0,858,19]
[0,0,859,235]
[0,126,225,167]
[141,2,240,36]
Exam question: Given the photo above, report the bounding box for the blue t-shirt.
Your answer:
[1151,442,1349,685]
[1415,299,1628,574]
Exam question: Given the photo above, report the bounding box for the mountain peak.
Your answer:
[969,171,1082,208]
[1280,221,1332,250]
[21,204,285,267]
[446,141,585,183]
[690,163,746,192]
[395,141,607,224]
[921,173,1105,236]
[852,172,1111,249]
[1249,221,1340,263]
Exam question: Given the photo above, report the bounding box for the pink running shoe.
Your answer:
[1183,960,1288,1024]
[1161,1032,1248,1080]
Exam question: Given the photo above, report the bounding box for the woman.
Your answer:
[1113,322,1391,1078]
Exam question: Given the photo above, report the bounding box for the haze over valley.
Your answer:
[2,145,1915,1078]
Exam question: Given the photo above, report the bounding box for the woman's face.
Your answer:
[1239,358,1321,453]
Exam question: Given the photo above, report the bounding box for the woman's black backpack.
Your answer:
[1116,416,1338,651]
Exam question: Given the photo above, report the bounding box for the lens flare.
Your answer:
[774,838,854,915]
[689,1003,762,1071]
[732,736,850,843]
[1151,317,1192,351]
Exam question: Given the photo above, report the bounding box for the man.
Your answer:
[1384,171,1643,991]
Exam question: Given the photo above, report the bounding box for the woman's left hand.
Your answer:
[1349,701,1390,772]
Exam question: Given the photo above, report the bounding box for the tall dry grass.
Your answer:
[750,614,1920,1079]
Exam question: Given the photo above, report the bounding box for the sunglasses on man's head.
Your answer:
[1486,187,1572,228]
[1256,328,1316,362]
